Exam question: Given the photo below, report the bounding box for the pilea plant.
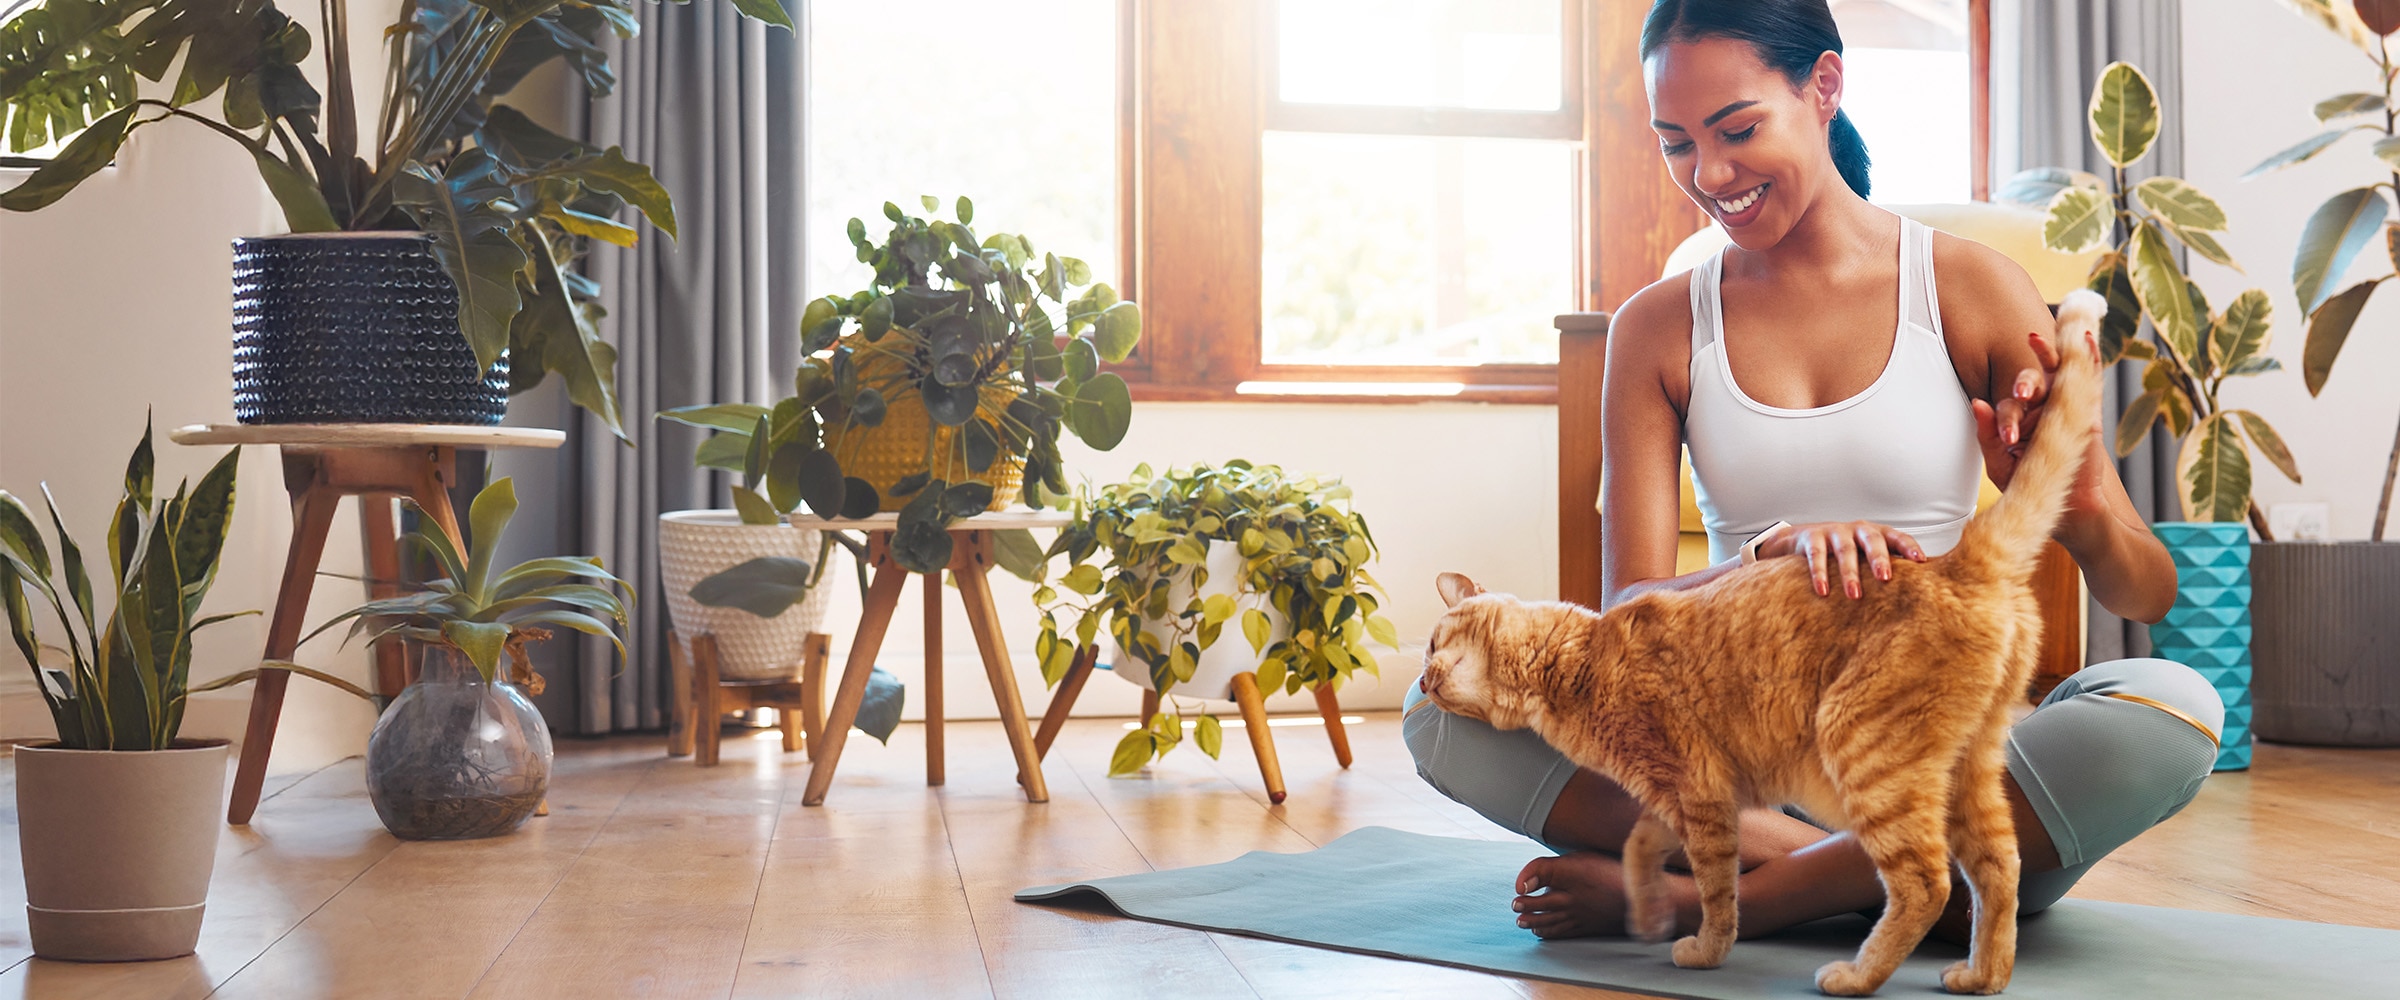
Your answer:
[2003,60,2299,531]
[2245,0,2400,539]
[661,196,1141,578]
[1029,461,1396,775]
[0,0,797,440]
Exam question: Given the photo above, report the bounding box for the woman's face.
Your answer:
[1644,36,1844,250]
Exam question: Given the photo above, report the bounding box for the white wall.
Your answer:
[2182,4,2400,539]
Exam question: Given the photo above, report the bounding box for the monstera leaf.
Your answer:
[395,149,527,375]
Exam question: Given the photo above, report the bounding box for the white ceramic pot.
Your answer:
[658,510,834,681]
[16,739,229,961]
[1113,540,1292,701]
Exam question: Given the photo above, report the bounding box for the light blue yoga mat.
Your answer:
[1015,827,2400,999]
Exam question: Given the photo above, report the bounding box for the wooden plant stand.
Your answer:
[1033,659,1354,805]
[669,630,831,766]
[169,423,565,826]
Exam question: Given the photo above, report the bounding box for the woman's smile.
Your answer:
[1711,182,1771,227]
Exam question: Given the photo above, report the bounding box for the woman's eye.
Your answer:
[1725,124,1757,142]
[1660,140,1692,155]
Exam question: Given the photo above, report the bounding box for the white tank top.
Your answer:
[1685,217,1983,563]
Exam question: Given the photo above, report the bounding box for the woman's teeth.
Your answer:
[1716,185,1766,214]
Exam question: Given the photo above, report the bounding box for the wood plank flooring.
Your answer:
[0,714,2393,999]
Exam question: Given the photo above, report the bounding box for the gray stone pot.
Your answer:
[2251,541,2400,747]
[14,739,229,961]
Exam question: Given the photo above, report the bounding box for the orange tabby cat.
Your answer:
[1419,290,2107,997]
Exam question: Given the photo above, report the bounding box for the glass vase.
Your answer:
[365,646,554,840]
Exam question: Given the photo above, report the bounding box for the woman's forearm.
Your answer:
[1605,559,1743,611]
[2059,502,2177,624]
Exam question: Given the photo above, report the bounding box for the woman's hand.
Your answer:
[1970,327,2110,530]
[1755,521,1927,599]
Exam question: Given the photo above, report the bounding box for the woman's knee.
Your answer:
[2061,657,2227,738]
[1400,678,1578,842]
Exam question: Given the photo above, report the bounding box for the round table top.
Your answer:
[169,423,567,449]
[786,509,1075,531]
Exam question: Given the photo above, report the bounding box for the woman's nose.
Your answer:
[1692,150,1737,199]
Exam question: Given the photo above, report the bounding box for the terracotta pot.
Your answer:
[14,739,228,961]
[658,511,834,680]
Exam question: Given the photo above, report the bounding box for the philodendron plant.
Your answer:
[0,0,796,441]
[2246,0,2400,539]
[1030,461,1395,775]
[0,419,249,750]
[309,477,631,687]
[661,196,1141,576]
[2002,60,2300,532]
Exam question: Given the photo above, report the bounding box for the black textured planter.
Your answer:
[2251,540,2400,747]
[232,232,508,425]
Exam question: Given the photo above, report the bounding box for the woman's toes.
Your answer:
[1517,858,1554,894]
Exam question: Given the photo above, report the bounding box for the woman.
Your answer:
[1403,0,2225,941]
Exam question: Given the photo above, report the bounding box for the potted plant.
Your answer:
[2005,61,2303,770]
[2232,0,2400,747]
[309,476,631,840]
[1027,461,1397,777]
[662,196,1142,575]
[0,0,792,436]
[0,419,245,961]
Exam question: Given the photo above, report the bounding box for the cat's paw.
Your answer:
[1813,960,1887,997]
[1671,934,1729,969]
[1941,958,2010,995]
[1625,884,1675,943]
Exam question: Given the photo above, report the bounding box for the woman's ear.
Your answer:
[1807,50,1846,126]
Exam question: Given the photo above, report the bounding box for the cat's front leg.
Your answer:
[1670,800,1742,969]
[1621,812,1681,943]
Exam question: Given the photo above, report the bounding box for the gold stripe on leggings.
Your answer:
[2102,692,2221,747]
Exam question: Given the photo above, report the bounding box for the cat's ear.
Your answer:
[1437,572,1485,608]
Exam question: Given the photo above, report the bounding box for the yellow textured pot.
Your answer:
[825,347,1025,512]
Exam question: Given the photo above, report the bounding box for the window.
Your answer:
[1261,1,1579,368]
[806,0,1121,303]
[1829,0,1984,203]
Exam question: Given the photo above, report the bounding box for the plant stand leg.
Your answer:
[803,544,911,806]
[360,494,411,699]
[666,629,694,758]
[1033,646,1098,761]
[924,570,945,787]
[694,634,724,767]
[228,473,341,826]
[1232,671,1286,805]
[1140,690,1160,728]
[1314,683,1352,769]
[800,633,829,759]
[953,534,1048,803]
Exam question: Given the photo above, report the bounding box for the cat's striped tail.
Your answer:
[1946,288,2107,585]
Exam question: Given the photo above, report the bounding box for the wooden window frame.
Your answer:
[1115,0,1990,405]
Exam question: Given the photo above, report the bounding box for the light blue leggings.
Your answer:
[1401,658,2224,913]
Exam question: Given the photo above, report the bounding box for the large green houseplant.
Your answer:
[0,418,248,960]
[662,196,1141,576]
[1028,461,1396,775]
[2004,61,2301,532]
[0,0,795,438]
[2222,0,2400,750]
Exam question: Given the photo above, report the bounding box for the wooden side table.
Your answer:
[787,511,1071,806]
[170,424,565,825]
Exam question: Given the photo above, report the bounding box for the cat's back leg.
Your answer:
[1813,702,1962,996]
[1942,632,2034,994]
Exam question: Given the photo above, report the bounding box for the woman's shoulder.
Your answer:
[1927,228,2047,318]
[1607,269,1699,358]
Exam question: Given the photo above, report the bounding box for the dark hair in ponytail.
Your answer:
[1641,0,1872,199]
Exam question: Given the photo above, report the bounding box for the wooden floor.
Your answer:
[0,713,2394,999]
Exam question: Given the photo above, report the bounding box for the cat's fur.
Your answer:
[1420,290,2108,997]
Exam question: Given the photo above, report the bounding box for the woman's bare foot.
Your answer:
[1514,851,1695,939]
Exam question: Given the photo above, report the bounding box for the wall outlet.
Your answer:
[2269,502,2330,541]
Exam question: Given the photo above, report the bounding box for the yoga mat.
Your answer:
[1016,827,2400,999]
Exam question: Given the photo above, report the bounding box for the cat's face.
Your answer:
[1421,573,1542,731]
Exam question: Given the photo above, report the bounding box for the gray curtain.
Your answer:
[500,1,808,735]
[1993,0,2181,663]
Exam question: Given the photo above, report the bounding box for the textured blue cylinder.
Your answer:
[2150,522,2252,771]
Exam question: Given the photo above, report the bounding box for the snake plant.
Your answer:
[0,418,248,750]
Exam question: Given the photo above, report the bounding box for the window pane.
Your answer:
[1277,0,1561,111]
[807,0,1117,301]
[1261,132,1572,366]
[1831,0,1972,204]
